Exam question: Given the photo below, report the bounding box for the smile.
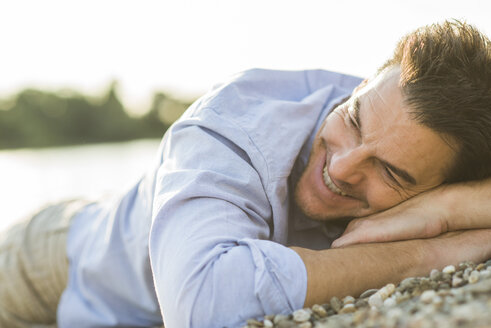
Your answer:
[322,164,347,196]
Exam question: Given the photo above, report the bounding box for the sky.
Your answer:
[1,0,491,114]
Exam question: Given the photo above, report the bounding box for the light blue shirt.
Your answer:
[58,69,362,328]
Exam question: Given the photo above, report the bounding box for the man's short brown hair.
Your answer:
[380,20,491,183]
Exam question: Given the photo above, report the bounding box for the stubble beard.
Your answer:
[294,169,355,223]
[293,95,354,222]
[293,139,334,221]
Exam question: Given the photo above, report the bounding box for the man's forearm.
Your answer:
[292,239,428,307]
[293,229,491,307]
[447,178,491,230]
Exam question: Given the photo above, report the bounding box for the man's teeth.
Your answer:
[323,165,347,196]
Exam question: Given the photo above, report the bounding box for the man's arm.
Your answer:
[331,178,491,248]
[150,122,308,328]
[293,229,491,307]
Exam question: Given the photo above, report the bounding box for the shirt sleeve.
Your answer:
[149,111,307,328]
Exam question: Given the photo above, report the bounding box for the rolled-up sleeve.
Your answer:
[149,113,307,328]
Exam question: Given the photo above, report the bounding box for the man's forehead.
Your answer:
[350,94,419,186]
[354,67,402,99]
[346,68,456,188]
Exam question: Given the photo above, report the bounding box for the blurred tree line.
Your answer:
[0,83,196,149]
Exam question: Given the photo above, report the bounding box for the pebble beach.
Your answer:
[244,259,491,328]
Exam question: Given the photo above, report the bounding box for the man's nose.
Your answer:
[328,147,367,186]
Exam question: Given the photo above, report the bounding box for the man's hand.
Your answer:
[331,186,450,247]
[331,178,491,248]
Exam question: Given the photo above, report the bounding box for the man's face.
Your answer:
[294,67,456,221]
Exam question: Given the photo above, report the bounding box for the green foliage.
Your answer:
[0,84,195,149]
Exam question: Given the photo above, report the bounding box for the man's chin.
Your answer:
[294,189,352,222]
[293,165,359,221]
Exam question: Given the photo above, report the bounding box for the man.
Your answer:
[1,20,491,328]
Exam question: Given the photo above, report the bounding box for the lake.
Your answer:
[0,139,161,231]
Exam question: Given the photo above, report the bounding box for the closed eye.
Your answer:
[349,114,359,130]
[384,165,403,188]
[347,109,361,136]
[346,97,361,135]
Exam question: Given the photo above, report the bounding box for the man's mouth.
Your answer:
[322,164,347,197]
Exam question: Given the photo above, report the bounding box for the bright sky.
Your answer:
[1,0,490,113]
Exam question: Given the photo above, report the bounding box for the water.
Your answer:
[0,139,161,231]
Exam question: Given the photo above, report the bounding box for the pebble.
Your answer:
[244,259,491,328]
[330,297,343,313]
[440,282,450,289]
[441,272,452,282]
[311,304,327,317]
[453,304,476,321]
[292,309,310,322]
[459,261,475,270]
[273,314,289,324]
[275,321,297,328]
[326,308,336,316]
[430,269,441,281]
[360,289,378,299]
[297,322,311,328]
[452,276,465,288]
[343,295,355,305]
[443,265,456,274]
[379,283,395,299]
[383,297,397,308]
[399,277,419,291]
[433,295,443,306]
[480,270,491,279]
[355,298,369,308]
[352,311,367,326]
[469,270,480,284]
[339,303,356,314]
[420,290,436,303]
[368,293,383,308]
[386,307,403,320]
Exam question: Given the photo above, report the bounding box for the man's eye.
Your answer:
[384,166,402,187]
[349,116,358,128]
[348,112,360,132]
[385,166,395,180]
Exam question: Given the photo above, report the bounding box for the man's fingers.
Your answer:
[331,210,448,248]
[332,217,389,247]
[331,234,356,248]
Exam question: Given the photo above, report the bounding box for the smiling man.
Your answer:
[295,67,455,220]
[2,20,491,328]
[292,20,491,308]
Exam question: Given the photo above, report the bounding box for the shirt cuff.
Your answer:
[238,238,307,315]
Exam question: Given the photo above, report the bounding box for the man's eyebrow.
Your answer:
[352,97,361,128]
[353,96,417,186]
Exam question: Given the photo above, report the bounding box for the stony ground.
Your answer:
[243,259,491,328]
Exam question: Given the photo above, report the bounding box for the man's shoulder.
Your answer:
[192,68,361,118]
[212,68,362,99]
[178,68,358,178]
